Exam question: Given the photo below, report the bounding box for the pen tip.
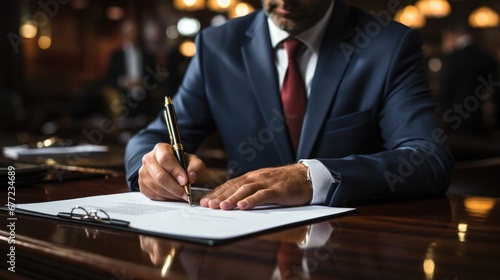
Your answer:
[188,195,193,207]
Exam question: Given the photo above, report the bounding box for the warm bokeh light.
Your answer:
[185,0,197,6]
[20,21,38,39]
[38,36,52,49]
[174,0,205,11]
[207,0,233,12]
[416,0,451,18]
[177,17,201,37]
[464,197,496,217]
[458,223,468,232]
[458,223,467,242]
[106,6,125,21]
[423,259,435,279]
[179,40,196,57]
[394,6,426,29]
[71,0,88,10]
[469,6,500,28]
[423,244,436,280]
[228,2,255,19]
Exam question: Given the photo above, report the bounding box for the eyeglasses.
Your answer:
[57,206,129,227]
[69,206,111,223]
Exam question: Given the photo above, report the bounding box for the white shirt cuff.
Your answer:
[299,159,335,205]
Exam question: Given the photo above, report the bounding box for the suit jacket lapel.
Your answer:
[298,0,356,159]
[241,12,295,164]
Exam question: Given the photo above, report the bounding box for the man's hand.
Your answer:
[139,143,206,202]
[200,164,312,210]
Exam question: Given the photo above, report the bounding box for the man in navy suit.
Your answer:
[125,0,453,208]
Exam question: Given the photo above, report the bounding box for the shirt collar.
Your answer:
[268,0,334,54]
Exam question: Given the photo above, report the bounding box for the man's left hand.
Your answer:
[200,163,312,210]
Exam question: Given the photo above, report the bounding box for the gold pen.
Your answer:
[164,96,193,206]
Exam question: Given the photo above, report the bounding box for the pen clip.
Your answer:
[164,110,174,145]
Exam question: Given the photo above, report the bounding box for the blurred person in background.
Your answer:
[104,19,157,122]
[438,22,499,133]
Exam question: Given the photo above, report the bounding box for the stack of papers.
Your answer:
[2,144,109,160]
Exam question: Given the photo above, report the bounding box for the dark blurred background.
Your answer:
[1,0,500,195]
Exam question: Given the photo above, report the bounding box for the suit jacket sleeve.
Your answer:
[320,28,454,206]
[125,34,216,191]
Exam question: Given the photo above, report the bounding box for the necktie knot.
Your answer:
[283,38,303,60]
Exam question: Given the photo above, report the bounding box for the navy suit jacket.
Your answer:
[125,0,453,206]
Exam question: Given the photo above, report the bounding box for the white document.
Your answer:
[16,192,355,244]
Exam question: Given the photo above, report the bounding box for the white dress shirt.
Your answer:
[267,1,336,205]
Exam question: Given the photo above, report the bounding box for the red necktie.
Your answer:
[282,38,306,153]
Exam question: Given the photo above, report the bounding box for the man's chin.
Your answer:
[270,15,300,33]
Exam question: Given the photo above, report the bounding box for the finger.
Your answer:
[139,149,187,201]
[200,179,241,208]
[139,165,171,201]
[139,184,169,201]
[199,182,228,205]
[219,183,264,210]
[139,161,187,201]
[154,143,188,186]
[185,154,206,184]
[237,188,277,210]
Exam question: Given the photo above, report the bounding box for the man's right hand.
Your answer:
[138,143,206,202]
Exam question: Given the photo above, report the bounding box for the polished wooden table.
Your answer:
[1,172,500,280]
